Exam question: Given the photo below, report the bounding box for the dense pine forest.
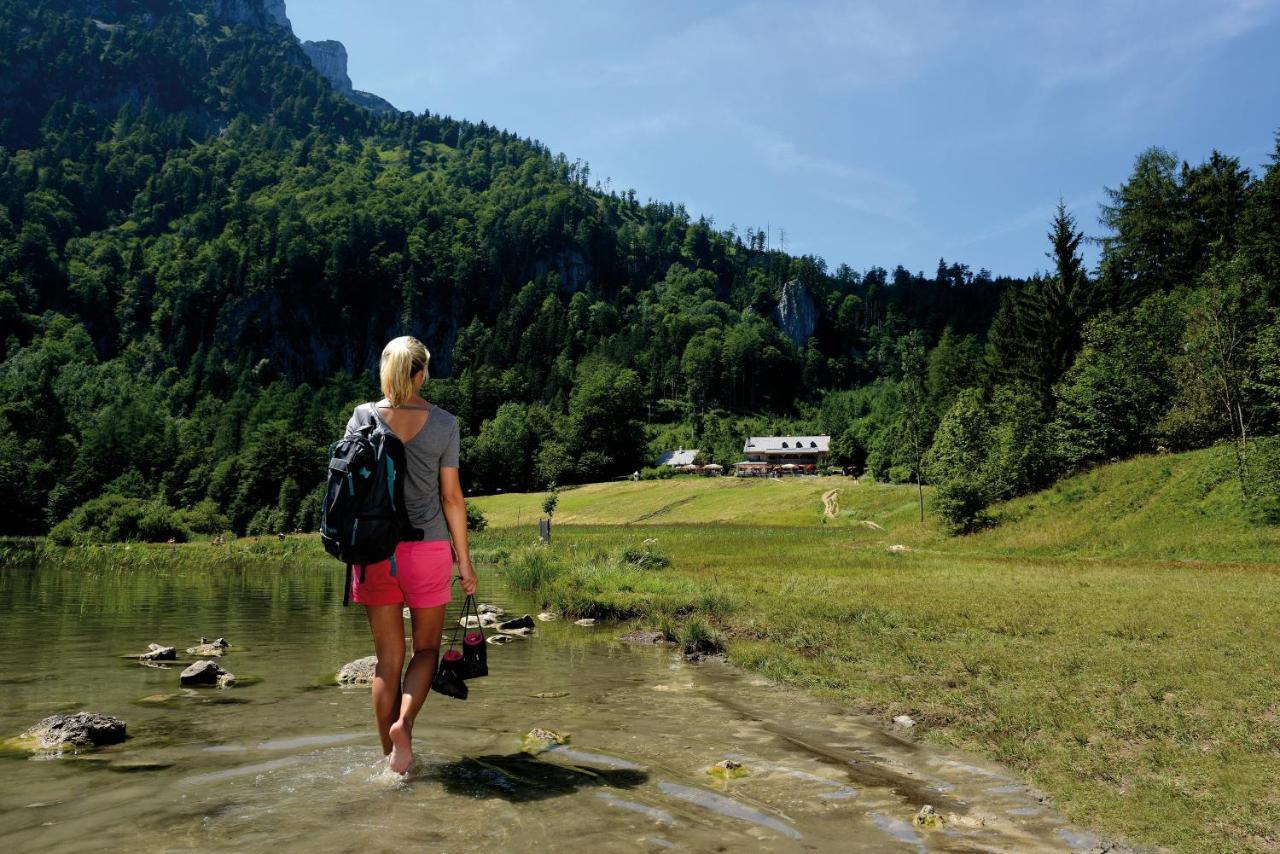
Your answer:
[2,0,1278,542]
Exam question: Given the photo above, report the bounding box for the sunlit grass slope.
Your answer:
[469,446,1280,850]
[475,475,924,529]
[473,445,1279,562]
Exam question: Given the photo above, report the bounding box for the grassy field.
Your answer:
[472,446,1280,852]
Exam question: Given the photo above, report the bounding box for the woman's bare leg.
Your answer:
[387,604,446,773]
[364,604,406,755]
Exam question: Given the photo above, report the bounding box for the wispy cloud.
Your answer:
[602,0,961,93]
[1011,0,1280,91]
[727,115,919,225]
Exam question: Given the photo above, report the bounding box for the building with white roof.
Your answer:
[735,436,830,475]
[654,448,700,467]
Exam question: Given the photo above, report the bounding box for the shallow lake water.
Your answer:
[0,547,1104,852]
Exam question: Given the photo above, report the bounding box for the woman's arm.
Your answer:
[439,466,476,595]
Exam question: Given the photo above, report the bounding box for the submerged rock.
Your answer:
[477,603,505,616]
[617,630,666,645]
[186,637,230,656]
[486,634,517,646]
[913,805,944,829]
[23,712,126,749]
[856,520,884,530]
[536,612,559,622]
[887,544,910,554]
[497,615,535,633]
[181,660,233,687]
[138,643,176,661]
[573,618,596,627]
[458,615,481,629]
[336,655,377,685]
[707,758,749,780]
[520,727,569,754]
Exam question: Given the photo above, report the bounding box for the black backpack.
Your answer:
[321,403,423,605]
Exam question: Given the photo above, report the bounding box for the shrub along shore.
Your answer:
[472,448,1280,852]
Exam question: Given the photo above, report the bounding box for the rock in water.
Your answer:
[138,643,176,661]
[23,712,127,749]
[573,618,596,627]
[893,714,916,729]
[186,637,230,656]
[458,615,481,629]
[486,634,517,646]
[477,603,505,616]
[520,728,569,754]
[336,655,377,685]
[536,612,559,622]
[497,615,535,632]
[913,805,944,828]
[181,660,231,687]
[771,279,818,349]
[707,758,749,780]
[617,630,665,645]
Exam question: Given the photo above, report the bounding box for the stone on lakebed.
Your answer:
[22,712,127,749]
[520,727,569,754]
[707,758,749,780]
[138,643,176,661]
[336,655,377,685]
[496,614,535,633]
[186,637,230,656]
[617,629,666,645]
[181,660,235,687]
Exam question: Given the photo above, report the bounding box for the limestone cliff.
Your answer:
[211,1,397,114]
[772,280,819,349]
[301,40,353,93]
[210,0,287,29]
[301,38,397,114]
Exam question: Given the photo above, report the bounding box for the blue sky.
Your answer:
[286,1,1280,278]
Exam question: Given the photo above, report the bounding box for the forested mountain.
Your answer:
[1,0,1277,541]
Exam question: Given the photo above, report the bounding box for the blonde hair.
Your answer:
[379,336,430,406]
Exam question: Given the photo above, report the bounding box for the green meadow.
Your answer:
[472,446,1280,852]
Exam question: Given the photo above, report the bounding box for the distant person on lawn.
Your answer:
[343,335,477,774]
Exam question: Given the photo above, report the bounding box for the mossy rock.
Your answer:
[520,727,569,754]
[706,758,749,780]
[913,805,945,829]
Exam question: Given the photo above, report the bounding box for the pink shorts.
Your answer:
[350,540,454,608]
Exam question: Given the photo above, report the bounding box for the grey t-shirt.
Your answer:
[345,401,460,542]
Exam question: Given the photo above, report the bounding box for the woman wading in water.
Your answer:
[344,335,477,774]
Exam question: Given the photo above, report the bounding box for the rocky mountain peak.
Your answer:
[210,0,288,30]
[301,40,353,95]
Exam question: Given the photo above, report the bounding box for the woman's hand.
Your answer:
[458,556,478,596]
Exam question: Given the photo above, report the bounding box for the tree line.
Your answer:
[0,0,1276,541]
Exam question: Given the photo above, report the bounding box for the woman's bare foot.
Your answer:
[387,719,413,773]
